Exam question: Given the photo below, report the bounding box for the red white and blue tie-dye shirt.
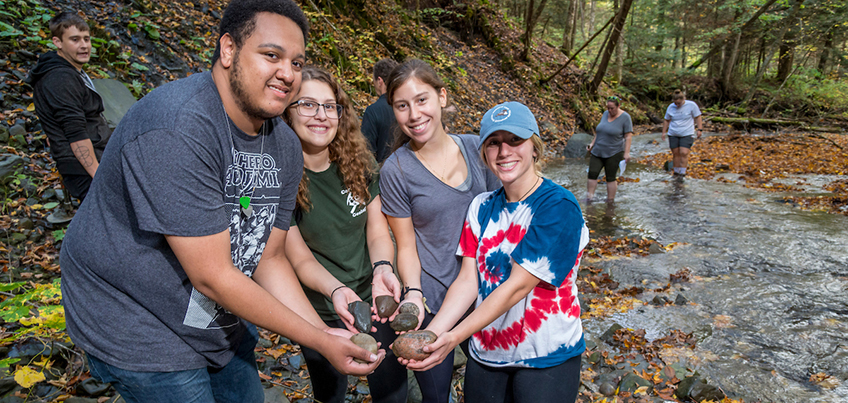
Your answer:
[457,178,589,368]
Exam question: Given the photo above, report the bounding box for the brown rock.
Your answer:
[398,302,419,316]
[392,330,437,360]
[350,333,378,364]
[375,295,399,318]
[389,313,419,332]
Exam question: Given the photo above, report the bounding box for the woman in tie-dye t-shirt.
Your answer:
[402,102,588,403]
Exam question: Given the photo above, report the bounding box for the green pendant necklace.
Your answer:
[223,103,265,219]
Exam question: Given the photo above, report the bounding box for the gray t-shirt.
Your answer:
[591,110,633,158]
[60,72,303,372]
[380,134,500,313]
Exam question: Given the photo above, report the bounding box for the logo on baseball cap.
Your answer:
[479,101,539,148]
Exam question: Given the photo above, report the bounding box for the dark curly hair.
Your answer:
[211,0,309,65]
[283,66,375,211]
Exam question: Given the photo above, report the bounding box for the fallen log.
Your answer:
[801,126,843,133]
[708,117,806,126]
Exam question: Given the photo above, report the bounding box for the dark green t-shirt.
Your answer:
[292,162,381,321]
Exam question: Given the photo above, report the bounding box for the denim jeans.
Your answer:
[86,324,263,403]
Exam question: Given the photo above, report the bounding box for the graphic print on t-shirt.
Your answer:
[182,146,282,330]
[341,188,367,217]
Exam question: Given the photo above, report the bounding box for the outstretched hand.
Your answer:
[332,286,363,333]
[371,266,402,323]
[399,330,457,372]
[321,328,386,376]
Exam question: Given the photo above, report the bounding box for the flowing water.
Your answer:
[546,132,848,402]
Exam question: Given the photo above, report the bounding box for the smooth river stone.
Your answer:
[348,301,372,333]
[391,330,437,360]
[389,313,419,332]
[375,295,399,318]
[350,333,378,363]
[398,302,420,316]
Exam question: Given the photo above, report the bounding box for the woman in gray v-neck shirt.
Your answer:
[586,96,633,202]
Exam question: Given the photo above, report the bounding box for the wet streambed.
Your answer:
[546,132,848,402]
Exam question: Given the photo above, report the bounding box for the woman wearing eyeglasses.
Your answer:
[282,67,408,403]
[585,96,632,202]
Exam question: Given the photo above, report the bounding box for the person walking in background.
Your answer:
[586,95,633,202]
[27,11,112,201]
[379,59,500,403]
[402,102,588,403]
[283,66,407,403]
[59,1,383,401]
[661,89,703,177]
[362,58,399,164]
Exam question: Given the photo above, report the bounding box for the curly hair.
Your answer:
[283,66,375,211]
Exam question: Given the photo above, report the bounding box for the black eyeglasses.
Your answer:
[289,100,343,119]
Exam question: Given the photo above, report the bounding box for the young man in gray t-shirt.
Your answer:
[60,1,383,401]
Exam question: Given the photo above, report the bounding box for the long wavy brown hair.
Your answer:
[283,66,375,211]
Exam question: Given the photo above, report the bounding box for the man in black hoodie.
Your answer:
[27,12,111,201]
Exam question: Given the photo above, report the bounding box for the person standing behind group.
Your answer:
[282,66,408,403]
[379,59,500,403]
[362,58,400,164]
[586,96,632,202]
[27,11,112,201]
[402,102,588,403]
[661,90,703,176]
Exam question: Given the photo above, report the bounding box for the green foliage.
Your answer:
[0,279,66,344]
[51,229,65,242]
[774,68,848,113]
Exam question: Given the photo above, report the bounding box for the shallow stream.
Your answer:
[547,132,848,402]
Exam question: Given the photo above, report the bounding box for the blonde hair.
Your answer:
[479,134,545,177]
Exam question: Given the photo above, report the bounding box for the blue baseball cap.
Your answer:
[479,101,539,148]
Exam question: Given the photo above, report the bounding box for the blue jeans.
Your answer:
[86,324,263,403]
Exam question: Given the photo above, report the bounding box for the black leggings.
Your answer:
[464,354,582,403]
[300,319,408,403]
[588,151,624,182]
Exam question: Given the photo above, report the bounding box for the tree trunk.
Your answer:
[579,0,587,41]
[614,0,624,81]
[818,31,833,77]
[587,0,633,95]
[588,0,596,41]
[655,0,667,53]
[721,8,744,96]
[519,0,550,61]
[674,34,680,69]
[776,39,794,83]
[742,0,805,106]
[561,0,575,55]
